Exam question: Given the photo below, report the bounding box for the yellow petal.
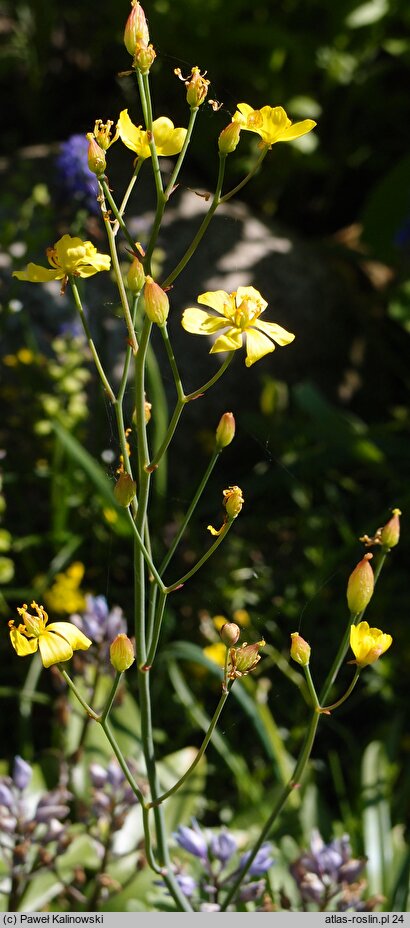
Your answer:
[181,307,228,335]
[117,109,150,159]
[277,119,317,142]
[210,330,243,353]
[197,290,232,316]
[12,264,62,283]
[244,328,275,366]
[9,627,38,657]
[256,318,295,346]
[152,117,187,155]
[38,631,73,668]
[233,103,254,124]
[236,286,268,313]
[47,622,92,651]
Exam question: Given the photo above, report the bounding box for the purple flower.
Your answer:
[107,760,124,789]
[0,782,14,808]
[55,134,99,214]
[174,822,208,860]
[239,878,266,902]
[175,874,197,897]
[210,831,237,864]
[239,842,274,876]
[13,756,32,791]
[89,763,108,789]
[71,595,127,645]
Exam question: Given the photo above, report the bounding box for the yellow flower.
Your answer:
[181,286,294,367]
[45,562,86,615]
[117,109,187,160]
[203,642,226,668]
[349,621,392,668]
[12,235,111,286]
[233,103,316,148]
[9,601,92,668]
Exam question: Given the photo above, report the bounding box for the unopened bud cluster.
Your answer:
[124,1,156,73]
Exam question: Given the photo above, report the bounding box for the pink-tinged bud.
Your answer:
[86,135,106,176]
[110,634,135,672]
[186,67,209,108]
[215,412,235,450]
[229,640,265,677]
[224,485,244,520]
[218,121,241,155]
[127,257,145,293]
[143,276,169,326]
[133,42,156,74]
[380,508,401,549]
[347,553,374,615]
[220,622,240,646]
[290,632,311,667]
[124,1,149,56]
[114,472,136,507]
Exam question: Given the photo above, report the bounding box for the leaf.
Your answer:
[361,740,392,895]
[18,872,64,912]
[51,421,132,536]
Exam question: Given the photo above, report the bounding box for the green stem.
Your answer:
[69,279,115,403]
[220,707,320,910]
[112,160,143,236]
[126,509,165,593]
[160,324,185,401]
[148,398,184,470]
[184,352,234,401]
[148,688,230,807]
[165,519,234,592]
[100,671,122,723]
[303,663,321,709]
[219,146,269,203]
[319,668,361,714]
[117,294,140,404]
[164,108,198,201]
[163,154,227,288]
[160,450,220,574]
[145,590,167,668]
[100,717,146,807]
[138,669,193,911]
[100,189,139,354]
[58,667,100,721]
[99,177,137,253]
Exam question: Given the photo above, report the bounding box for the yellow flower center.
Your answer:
[16,602,48,638]
[234,297,262,330]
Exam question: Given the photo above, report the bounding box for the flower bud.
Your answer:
[224,485,244,520]
[114,472,136,507]
[347,553,374,615]
[124,1,149,56]
[127,257,145,293]
[215,412,235,451]
[86,135,106,176]
[380,508,401,549]
[218,121,241,154]
[110,634,135,672]
[133,42,156,74]
[13,756,32,791]
[290,632,311,667]
[143,276,169,325]
[220,622,240,646]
